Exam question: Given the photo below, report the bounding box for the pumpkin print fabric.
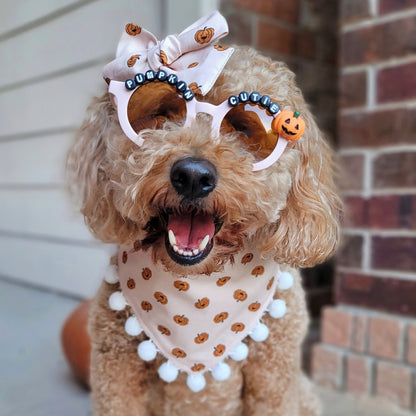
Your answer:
[116,245,279,375]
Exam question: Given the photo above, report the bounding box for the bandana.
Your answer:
[103,10,234,96]
[106,245,293,392]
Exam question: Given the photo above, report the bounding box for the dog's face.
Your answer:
[67,47,341,275]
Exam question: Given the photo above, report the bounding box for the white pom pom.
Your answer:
[187,373,206,392]
[158,361,179,383]
[108,291,126,311]
[137,340,157,361]
[277,271,294,290]
[268,299,287,319]
[211,362,231,381]
[104,264,119,284]
[228,342,249,361]
[124,316,142,336]
[249,322,269,342]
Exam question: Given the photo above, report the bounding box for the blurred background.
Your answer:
[0,0,415,415]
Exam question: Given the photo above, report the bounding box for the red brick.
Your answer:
[406,324,416,365]
[373,152,416,189]
[296,29,316,60]
[336,272,416,317]
[311,344,345,389]
[340,0,371,24]
[376,361,412,409]
[342,196,367,228]
[340,16,416,66]
[346,354,373,394]
[368,195,416,230]
[232,0,300,23]
[372,236,416,272]
[379,0,416,14]
[378,62,416,103]
[369,316,402,360]
[256,20,296,55]
[339,108,416,148]
[337,234,363,268]
[352,314,368,352]
[339,71,367,108]
[339,154,365,192]
[321,307,353,348]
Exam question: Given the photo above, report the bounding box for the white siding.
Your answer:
[0,0,218,298]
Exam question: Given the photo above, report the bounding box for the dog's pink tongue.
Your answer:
[168,213,215,250]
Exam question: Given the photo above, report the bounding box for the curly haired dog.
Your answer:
[66,19,340,416]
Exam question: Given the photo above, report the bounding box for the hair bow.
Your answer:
[103,10,234,95]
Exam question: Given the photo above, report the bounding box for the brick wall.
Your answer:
[313,0,416,411]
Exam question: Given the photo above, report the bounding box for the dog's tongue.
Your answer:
[168,213,215,250]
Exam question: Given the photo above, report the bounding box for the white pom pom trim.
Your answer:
[104,264,119,284]
[108,291,126,311]
[268,299,287,319]
[228,342,249,361]
[137,340,157,361]
[158,361,179,383]
[249,322,269,342]
[211,362,231,381]
[187,373,206,392]
[277,271,294,290]
[125,316,142,336]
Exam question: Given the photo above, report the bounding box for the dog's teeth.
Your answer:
[178,249,184,255]
[193,249,199,256]
[168,230,176,246]
[173,245,179,253]
[199,235,210,252]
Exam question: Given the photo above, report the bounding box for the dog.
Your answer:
[66,11,341,416]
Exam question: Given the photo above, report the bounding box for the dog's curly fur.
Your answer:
[67,46,341,416]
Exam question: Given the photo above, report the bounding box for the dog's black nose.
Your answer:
[170,157,217,199]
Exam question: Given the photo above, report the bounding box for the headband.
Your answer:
[103,10,234,96]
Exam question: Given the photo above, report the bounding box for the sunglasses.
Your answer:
[109,70,291,171]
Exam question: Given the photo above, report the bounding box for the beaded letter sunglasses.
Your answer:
[109,70,305,171]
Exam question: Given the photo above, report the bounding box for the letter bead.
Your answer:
[239,91,249,102]
[268,102,280,114]
[228,95,239,107]
[176,80,187,92]
[157,70,167,81]
[260,95,271,107]
[183,89,195,101]
[134,73,145,85]
[250,92,261,103]
[125,79,136,90]
[167,74,178,85]
[145,70,156,81]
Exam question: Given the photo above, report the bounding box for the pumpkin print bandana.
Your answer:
[103,10,234,96]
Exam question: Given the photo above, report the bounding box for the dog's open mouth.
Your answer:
[164,210,219,266]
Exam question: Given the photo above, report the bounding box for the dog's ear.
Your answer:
[263,111,342,267]
[66,92,136,243]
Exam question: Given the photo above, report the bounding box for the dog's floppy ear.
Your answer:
[263,111,342,267]
[66,92,136,243]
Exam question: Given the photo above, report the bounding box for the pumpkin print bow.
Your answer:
[103,10,234,96]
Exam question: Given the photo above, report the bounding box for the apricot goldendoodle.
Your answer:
[67,11,340,416]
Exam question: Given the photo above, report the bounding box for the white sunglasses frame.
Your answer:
[109,80,289,171]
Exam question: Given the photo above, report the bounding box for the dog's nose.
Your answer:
[170,157,217,199]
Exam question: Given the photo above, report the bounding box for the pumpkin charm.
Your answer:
[231,322,245,333]
[194,26,215,44]
[172,348,187,358]
[157,325,171,336]
[133,240,141,251]
[154,291,168,305]
[174,280,189,291]
[122,251,128,264]
[141,301,152,312]
[216,276,231,287]
[214,44,229,51]
[173,315,189,326]
[127,54,140,67]
[160,50,168,65]
[195,297,210,309]
[248,302,261,312]
[213,344,226,357]
[142,267,152,280]
[188,82,202,95]
[191,363,205,372]
[272,110,305,141]
[127,278,136,289]
[194,332,209,344]
[251,266,265,277]
[241,253,254,264]
[214,312,229,323]
[267,276,275,290]
[125,23,142,36]
[188,62,199,68]
[233,289,248,302]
